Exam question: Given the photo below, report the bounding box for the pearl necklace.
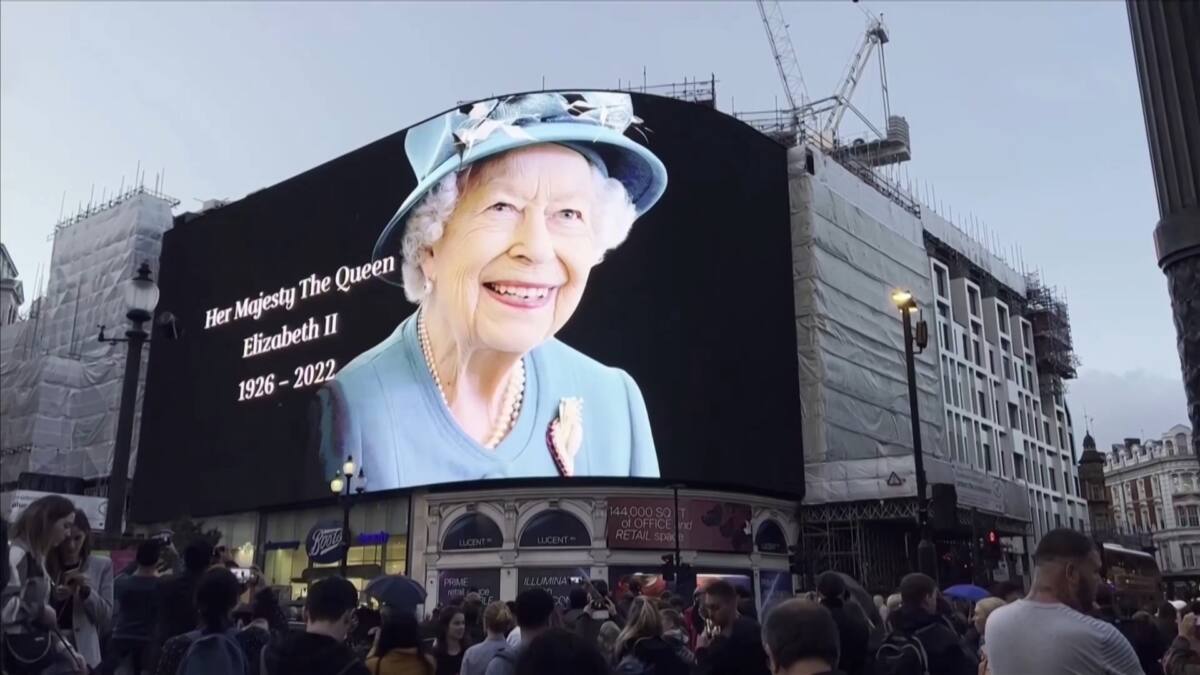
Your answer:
[418,311,525,449]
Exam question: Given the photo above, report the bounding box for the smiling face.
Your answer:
[448,611,466,641]
[421,144,599,355]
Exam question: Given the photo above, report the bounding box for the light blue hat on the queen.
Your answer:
[372,91,669,276]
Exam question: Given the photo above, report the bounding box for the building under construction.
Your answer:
[711,1,1087,591]
[0,182,177,511]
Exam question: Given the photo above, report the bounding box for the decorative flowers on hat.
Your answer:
[453,93,642,157]
[547,397,584,476]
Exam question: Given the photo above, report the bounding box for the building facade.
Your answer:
[1079,432,1114,534]
[787,136,1088,590]
[926,256,1088,545]
[1104,425,1198,580]
[0,243,22,326]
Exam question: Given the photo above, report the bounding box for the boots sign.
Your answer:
[306,520,349,564]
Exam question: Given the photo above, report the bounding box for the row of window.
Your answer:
[1030,490,1081,540]
[1181,544,1200,569]
[1177,505,1200,528]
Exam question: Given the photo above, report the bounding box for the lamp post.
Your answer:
[330,456,366,575]
[99,262,159,536]
[892,289,937,578]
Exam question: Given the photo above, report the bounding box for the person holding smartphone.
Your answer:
[46,509,114,673]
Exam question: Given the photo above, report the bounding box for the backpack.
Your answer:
[176,630,248,675]
[874,629,930,675]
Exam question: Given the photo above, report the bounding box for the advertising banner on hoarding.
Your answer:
[134,91,801,520]
[758,569,794,614]
[5,490,110,531]
[437,569,501,606]
[606,497,752,552]
[517,567,591,608]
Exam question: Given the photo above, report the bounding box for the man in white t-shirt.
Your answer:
[984,528,1143,675]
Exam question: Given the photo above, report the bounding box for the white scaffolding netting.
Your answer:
[792,146,948,504]
[0,193,174,484]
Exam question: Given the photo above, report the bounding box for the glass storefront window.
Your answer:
[386,538,408,576]
[263,536,409,598]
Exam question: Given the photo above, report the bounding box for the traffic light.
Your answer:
[661,553,677,581]
[983,530,1003,560]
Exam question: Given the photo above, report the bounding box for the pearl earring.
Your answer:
[423,278,433,296]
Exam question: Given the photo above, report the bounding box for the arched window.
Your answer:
[442,513,503,551]
[518,510,589,548]
[754,520,788,554]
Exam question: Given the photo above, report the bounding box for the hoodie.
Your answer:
[887,605,977,675]
[263,631,370,675]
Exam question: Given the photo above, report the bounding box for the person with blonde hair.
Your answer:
[613,596,688,675]
[964,597,1006,660]
[2,495,87,673]
[461,601,514,675]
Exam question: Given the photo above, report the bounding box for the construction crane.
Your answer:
[752,3,909,165]
[755,0,810,119]
[823,15,891,137]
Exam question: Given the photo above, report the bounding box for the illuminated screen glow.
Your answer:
[133,91,803,520]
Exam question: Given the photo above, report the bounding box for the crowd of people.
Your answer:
[5,494,1200,675]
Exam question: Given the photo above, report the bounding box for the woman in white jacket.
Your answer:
[46,508,114,672]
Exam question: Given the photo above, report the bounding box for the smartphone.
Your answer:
[231,567,253,583]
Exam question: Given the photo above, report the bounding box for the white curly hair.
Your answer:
[399,161,637,303]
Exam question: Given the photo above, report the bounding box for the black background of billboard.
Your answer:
[133,93,801,520]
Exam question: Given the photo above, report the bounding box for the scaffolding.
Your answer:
[620,75,718,108]
[797,499,1033,593]
[736,104,919,217]
[1023,273,1079,397]
[797,500,920,593]
[0,189,176,487]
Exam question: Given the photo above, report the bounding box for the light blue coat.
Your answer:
[315,314,659,490]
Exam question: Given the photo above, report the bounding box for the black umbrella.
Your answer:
[364,574,427,610]
[833,572,884,628]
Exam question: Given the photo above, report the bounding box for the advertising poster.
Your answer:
[606,497,752,552]
[758,569,794,615]
[437,569,501,606]
[517,567,591,608]
[134,90,802,519]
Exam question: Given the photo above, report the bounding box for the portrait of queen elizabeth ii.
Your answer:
[315,92,668,491]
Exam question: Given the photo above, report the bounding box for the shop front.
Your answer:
[261,495,409,601]
[411,484,797,615]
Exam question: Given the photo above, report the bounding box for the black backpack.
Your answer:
[873,628,931,675]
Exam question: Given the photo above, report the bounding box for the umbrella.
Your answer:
[942,584,989,602]
[364,574,427,609]
[832,572,884,629]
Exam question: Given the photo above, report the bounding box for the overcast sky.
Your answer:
[0,1,1187,448]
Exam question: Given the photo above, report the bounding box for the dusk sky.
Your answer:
[0,1,1186,448]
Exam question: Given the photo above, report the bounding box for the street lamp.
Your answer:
[330,456,366,575]
[892,289,937,578]
[99,262,160,536]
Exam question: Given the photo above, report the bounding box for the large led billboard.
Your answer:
[133,91,802,519]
